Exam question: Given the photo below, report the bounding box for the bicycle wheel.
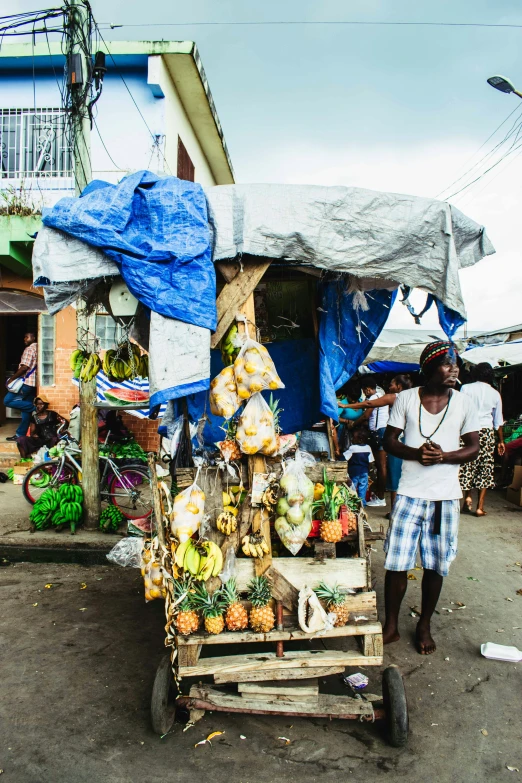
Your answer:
[107,466,153,520]
[23,460,79,505]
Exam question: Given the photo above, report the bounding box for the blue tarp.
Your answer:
[159,339,321,449]
[42,171,216,330]
[318,281,397,421]
[367,361,420,373]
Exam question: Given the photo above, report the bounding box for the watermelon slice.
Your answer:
[104,388,150,406]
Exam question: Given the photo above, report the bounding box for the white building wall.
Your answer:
[0,57,216,205]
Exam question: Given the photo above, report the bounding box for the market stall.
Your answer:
[31,173,495,747]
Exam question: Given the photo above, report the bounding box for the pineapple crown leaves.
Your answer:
[222,577,242,606]
[192,583,227,618]
[313,581,345,606]
[268,393,283,433]
[312,469,352,521]
[172,576,196,612]
[246,575,272,607]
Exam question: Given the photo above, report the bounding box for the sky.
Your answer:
[7,0,522,332]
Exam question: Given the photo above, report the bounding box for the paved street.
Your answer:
[0,491,520,783]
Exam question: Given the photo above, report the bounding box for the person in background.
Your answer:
[344,424,374,504]
[459,362,505,516]
[16,395,67,459]
[336,385,364,454]
[359,376,389,507]
[4,332,38,441]
[383,341,479,655]
[345,374,413,513]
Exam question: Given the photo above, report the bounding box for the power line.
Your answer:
[445,132,522,200]
[98,19,522,29]
[92,115,125,171]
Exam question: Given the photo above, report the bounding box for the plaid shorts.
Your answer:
[384,495,460,577]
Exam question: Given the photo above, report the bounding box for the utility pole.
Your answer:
[66,0,101,527]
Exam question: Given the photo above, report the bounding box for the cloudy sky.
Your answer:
[11,0,522,331]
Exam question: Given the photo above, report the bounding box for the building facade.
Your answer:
[0,40,233,450]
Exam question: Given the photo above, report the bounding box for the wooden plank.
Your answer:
[177,644,201,668]
[314,541,336,561]
[357,506,366,559]
[147,452,166,547]
[216,260,241,283]
[177,622,381,646]
[211,259,271,348]
[304,462,348,484]
[238,679,318,698]
[214,665,345,684]
[188,684,378,717]
[233,556,368,592]
[359,632,384,658]
[178,649,383,678]
[267,564,299,611]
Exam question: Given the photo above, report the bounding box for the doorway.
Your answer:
[0,313,39,425]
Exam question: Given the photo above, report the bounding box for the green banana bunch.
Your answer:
[70,349,87,379]
[174,539,223,581]
[220,323,240,367]
[29,488,60,530]
[49,484,84,534]
[99,505,124,533]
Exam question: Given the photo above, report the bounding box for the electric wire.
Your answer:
[97,19,522,29]
[92,115,125,171]
[444,130,522,200]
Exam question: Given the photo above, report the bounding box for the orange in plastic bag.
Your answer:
[209,365,241,419]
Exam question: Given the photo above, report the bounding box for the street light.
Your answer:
[487,75,522,98]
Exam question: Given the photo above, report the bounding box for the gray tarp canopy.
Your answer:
[205,183,495,318]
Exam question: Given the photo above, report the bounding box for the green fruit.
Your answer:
[276,497,290,516]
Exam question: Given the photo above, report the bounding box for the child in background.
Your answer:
[343,425,374,505]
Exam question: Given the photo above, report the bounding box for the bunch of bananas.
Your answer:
[174,538,223,581]
[241,532,270,558]
[29,488,60,530]
[103,342,148,380]
[70,349,101,381]
[216,510,237,535]
[99,505,124,533]
[52,484,84,534]
[220,322,240,367]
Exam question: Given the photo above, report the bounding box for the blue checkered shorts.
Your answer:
[384,495,460,577]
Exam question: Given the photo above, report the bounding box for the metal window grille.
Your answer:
[0,108,72,178]
[39,313,56,386]
[95,314,123,351]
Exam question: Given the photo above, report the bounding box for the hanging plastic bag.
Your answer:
[236,392,278,456]
[106,536,144,568]
[171,481,206,542]
[209,365,241,419]
[219,547,236,584]
[274,450,316,555]
[233,336,284,401]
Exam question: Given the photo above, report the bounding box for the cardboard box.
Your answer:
[13,463,32,476]
[506,465,522,506]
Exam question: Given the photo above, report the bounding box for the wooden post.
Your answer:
[77,305,100,528]
[148,452,166,547]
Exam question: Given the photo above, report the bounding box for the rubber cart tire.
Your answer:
[151,654,178,736]
[382,665,409,747]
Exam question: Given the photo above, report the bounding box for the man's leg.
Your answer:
[383,570,408,644]
[416,569,443,655]
[375,449,387,499]
[14,385,36,438]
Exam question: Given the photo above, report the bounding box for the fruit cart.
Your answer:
[146,264,409,747]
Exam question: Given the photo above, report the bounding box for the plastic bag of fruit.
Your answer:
[233,335,284,401]
[235,392,278,456]
[141,544,167,602]
[274,450,316,555]
[209,365,241,419]
[170,481,206,542]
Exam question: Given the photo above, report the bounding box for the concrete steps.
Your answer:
[0,436,22,469]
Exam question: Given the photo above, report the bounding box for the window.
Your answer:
[39,314,55,386]
[0,108,72,178]
[177,136,195,182]
[95,314,123,351]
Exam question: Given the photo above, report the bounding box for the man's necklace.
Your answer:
[418,389,453,445]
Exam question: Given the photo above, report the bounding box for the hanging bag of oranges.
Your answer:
[233,332,285,401]
[209,364,241,419]
[170,480,206,542]
[235,392,278,456]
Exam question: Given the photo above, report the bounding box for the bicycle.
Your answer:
[22,428,153,520]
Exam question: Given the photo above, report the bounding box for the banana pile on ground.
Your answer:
[241,531,270,558]
[70,349,102,382]
[103,342,148,381]
[99,505,124,533]
[29,484,83,534]
[174,538,223,580]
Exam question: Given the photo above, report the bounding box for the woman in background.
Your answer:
[459,362,505,516]
[17,395,67,459]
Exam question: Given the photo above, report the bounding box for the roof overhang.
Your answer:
[0,40,234,185]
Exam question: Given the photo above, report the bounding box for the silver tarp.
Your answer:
[205,183,495,318]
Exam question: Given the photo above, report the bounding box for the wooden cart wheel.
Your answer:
[151,654,178,736]
[382,665,409,747]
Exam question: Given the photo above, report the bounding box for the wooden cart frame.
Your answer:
[149,260,409,747]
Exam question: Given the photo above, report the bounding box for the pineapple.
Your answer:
[218,416,242,462]
[222,578,249,631]
[247,575,275,633]
[313,582,349,627]
[192,583,226,635]
[173,576,200,636]
[313,469,348,543]
[319,518,343,543]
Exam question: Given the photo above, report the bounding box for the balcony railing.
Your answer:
[0,108,73,179]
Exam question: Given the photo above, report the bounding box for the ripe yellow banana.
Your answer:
[174,539,191,568]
